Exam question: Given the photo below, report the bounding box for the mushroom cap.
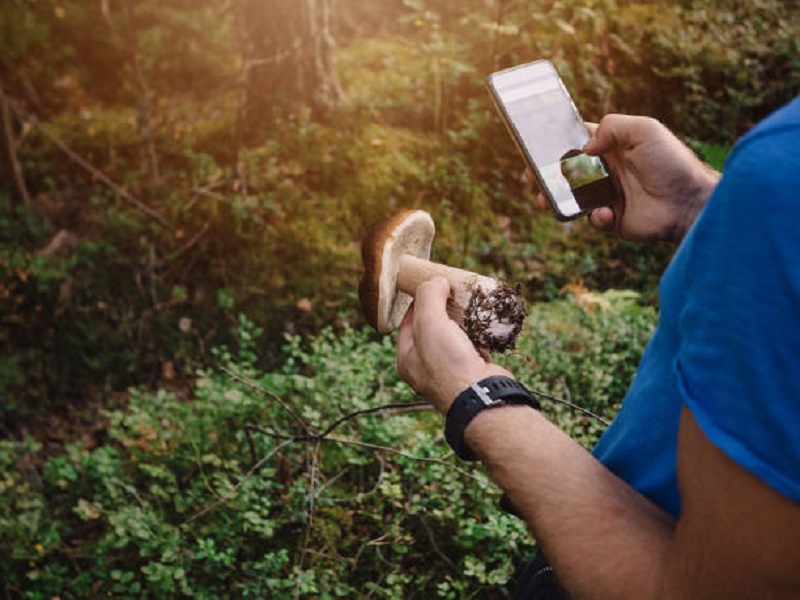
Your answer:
[359,210,435,333]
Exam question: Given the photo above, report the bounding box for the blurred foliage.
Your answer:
[2,0,795,422]
[0,0,796,591]
[500,286,657,446]
[1,292,655,597]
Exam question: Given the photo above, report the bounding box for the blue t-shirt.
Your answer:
[593,96,800,517]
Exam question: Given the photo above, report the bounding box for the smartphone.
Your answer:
[486,60,621,220]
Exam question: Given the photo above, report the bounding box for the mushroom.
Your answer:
[358,209,527,352]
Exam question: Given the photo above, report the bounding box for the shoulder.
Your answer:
[723,96,800,192]
[696,96,800,229]
[670,97,800,505]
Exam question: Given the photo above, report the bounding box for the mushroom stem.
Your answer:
[358,209,527,352]
[396,254,500,323]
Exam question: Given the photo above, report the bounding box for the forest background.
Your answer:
[1,0,798,597]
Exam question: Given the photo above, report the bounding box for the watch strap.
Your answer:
[445,375,540,461]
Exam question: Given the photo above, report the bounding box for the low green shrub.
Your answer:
[1,291,656,598]
[500,287,657,449]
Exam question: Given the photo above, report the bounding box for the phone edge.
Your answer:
[484,63,587,222]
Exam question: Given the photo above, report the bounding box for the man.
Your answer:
[396,96,800,598]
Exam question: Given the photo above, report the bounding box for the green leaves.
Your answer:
[0,292,657,596]
[4,1,791,594]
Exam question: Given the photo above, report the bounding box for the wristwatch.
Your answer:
[445,375,540,461]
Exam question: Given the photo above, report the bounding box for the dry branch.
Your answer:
[184,367,487,528]
[184,438,294,525]
[1,86,31,208]
[0,90,171,229]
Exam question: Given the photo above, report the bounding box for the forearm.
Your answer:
[465,405,677,599]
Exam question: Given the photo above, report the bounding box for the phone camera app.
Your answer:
[559,150,607,189]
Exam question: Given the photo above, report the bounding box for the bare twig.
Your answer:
[244,423,259,466]
[184,438,293,525]
[416,513,456,571]
[531,383,610,427]
[225,364,429,440]
[0,90,171,228]
[323,436,488,485]
[131,49,161,192]
[190,185,229,202]
[103,0,161,192]
[110,477,146,507]
[313,464,352,499]
[295,440,322,600]
[245,423,289,440]
[197,373,488,538]
[306,441,321,527]
[156,223,210,268]
[243,420,479,482]
[319,454,386,505]
[318,401,430,438]
[221,366,313,436]
[0,86,31,208]
[0,51,44,114]
[490,0,508,71]
[407,573,436,600]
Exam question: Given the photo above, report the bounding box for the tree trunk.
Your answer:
[238,0,342,127]
[101,0,161,195]
[0,87,32,209]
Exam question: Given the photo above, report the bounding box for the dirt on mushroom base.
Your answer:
[463,282,528,353]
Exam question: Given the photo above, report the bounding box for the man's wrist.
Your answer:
[674,166,720,242]
[463,403,541,462]
[434,365,514,414]
[445,375,540,460]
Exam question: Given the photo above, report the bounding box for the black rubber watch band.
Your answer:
[445,375,540,461]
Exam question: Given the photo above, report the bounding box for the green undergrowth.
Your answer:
[0,101,674,424]
[1,290,656,598]
[7,0,783,420]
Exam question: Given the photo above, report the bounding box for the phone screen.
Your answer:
[487,60,619,220]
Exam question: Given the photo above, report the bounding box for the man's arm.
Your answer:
[399,278,800,599]
[464,403,674,599]
[466,401,800,599]
[665,405,800,599]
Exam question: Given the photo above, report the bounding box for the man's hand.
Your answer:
[583,115,721,243]
[396,277,512,414]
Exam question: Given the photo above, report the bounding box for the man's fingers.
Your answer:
[413,277,451,333]
[523,168,534,186]
[587,206,616,232]
[586,113,662,157]
[583,114,632,155]
[398,277,451,352]
[397,303,415,356]
[396,278,451,388]
[583,128,612,155]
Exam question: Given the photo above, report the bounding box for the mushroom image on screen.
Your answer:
[358,210,527,352]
